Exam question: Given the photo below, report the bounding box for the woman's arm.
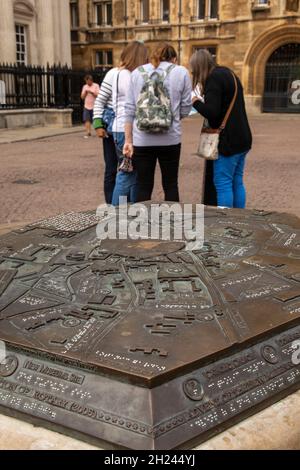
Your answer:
[124,73,137,127]
[193,75,222,123]
[124,73,137,157]
[93,69,115,130]
[123,122,134,158]
[180,70,193,119]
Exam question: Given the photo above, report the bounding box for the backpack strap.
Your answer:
[158,64,176,83]
[144,64,176,82]
[165,64,176,78]
[138,66,151,84]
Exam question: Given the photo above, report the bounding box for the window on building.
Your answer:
[95,50,113,67]
[209,0,218,19]
[141,0,149,23]
[197,1,219,20]
[251,0,270,11]
[161,0,170,22]
[286,0,299,10]
[15,24,27,65]
[70,0,79,28]
[197,0,206,19]
[193,46,217,61]
[95,2,113,26]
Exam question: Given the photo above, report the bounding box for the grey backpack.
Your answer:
[135,64,175,134]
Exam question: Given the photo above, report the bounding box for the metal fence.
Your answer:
[263,43,300,114]
[0,63,110,124]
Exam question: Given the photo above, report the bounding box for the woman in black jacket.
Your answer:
[191,49,252,208]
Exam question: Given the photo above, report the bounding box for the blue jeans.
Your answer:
[213,152,247,208]
[112,132,138,206]
[112,172,138,206]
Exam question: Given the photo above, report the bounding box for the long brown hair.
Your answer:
[120,41,149,72]
[150,42,177,68]
[190,49,216,92]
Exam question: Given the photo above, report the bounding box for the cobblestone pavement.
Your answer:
[0,115,299,226]
[0,126,82,145]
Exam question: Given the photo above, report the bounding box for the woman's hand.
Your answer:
[123,143,134,158]
[192,95,200,104]
[96,128,108,139]
[124,123,134,158]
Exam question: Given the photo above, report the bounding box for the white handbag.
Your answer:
[196,72,238,160]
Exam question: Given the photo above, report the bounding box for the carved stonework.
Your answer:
[13,1,36,18]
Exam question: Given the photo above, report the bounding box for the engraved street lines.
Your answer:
[0,270,16,296]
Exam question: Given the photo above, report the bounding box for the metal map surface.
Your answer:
[0,206,300,449]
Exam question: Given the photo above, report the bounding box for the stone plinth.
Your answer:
[0,109,73,130]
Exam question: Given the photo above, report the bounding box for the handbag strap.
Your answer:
[219,71,238,131]
[115,69,120,135]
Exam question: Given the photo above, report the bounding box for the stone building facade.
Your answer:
[0,0,72,66]
[71,0,300,113]
[0,1,73,129]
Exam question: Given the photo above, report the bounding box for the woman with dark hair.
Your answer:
[94,41,148,205]
[190,49,252,208]
[124,42,192,202]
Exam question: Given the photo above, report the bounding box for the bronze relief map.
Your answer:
[0,205,300,449]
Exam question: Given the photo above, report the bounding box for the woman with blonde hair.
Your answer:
[94,41,148,205]
[190,49,252,208]
[124,42,192,202]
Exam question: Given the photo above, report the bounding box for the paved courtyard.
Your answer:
[0,115,299,227]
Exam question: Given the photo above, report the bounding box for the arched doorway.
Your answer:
[263,43,300,113]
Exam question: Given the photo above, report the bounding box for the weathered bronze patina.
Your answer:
[0,206,300,449]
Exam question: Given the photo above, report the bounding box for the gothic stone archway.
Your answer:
[263,43,300,113]
[243,24,300,112]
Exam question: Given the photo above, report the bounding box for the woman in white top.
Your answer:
[94,41,148,206]
[93,68,119,205]
[124,43,192,202]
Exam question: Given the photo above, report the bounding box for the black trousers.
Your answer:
[102,134,118,204]
[133,144,181,202]
[203,160,217,206]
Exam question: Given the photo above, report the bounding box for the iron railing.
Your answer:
[0,63,110,123]
[263,43,300,113]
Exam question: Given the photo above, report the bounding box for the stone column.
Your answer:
[53,0,72,66]
[78,0,88,28]
[36,0,55,65]
[78,0,88,44]
[0,0,16,64]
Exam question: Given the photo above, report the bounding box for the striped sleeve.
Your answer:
[93,68,117,128]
